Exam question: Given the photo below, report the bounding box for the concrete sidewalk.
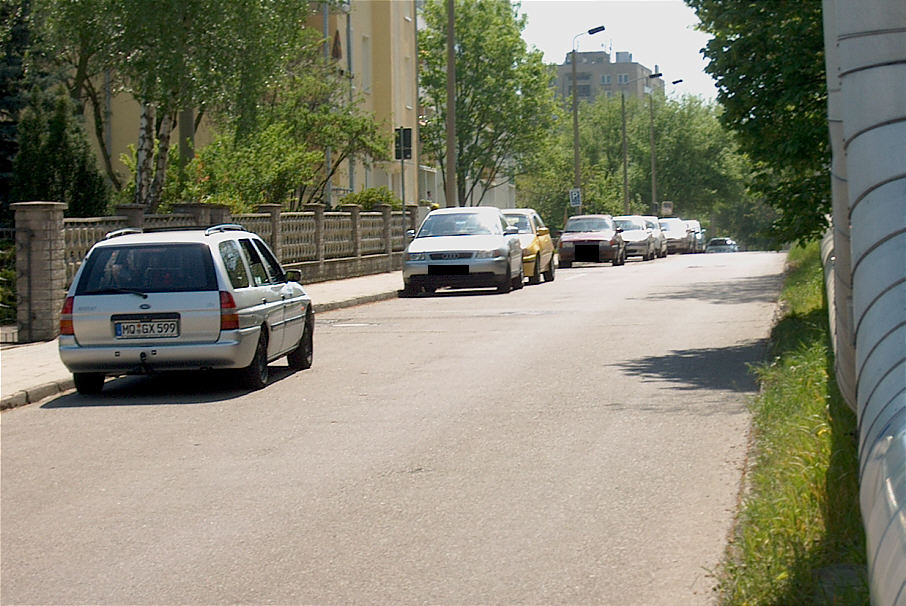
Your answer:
[0,271,403,410]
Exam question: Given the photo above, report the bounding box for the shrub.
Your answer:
[337,186,401,211]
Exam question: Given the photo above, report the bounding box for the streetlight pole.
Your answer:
[650,79,682,215]
[571,25,605,213]
[621,72,661,214]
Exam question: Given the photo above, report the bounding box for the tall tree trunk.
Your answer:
[134,103,155,207]
[148,111,174,213]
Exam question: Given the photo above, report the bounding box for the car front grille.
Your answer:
[429,252,474,260]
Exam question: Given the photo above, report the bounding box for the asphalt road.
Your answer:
[1,251,787,605]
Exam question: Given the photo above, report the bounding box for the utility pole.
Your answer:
[444,0,457,206]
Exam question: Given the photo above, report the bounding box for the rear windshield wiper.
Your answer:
[85,287,149,299]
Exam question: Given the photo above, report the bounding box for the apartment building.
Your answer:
[555,51,665,102]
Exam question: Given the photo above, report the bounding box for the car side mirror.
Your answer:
[537,226,550,237]
[615,227,623,233]
[406,229,416,238]
[285,269,302,283]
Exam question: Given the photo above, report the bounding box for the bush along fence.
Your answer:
[11,201,420,343]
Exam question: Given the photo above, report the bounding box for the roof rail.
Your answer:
[104,227,143,240]
[205,223,246,235]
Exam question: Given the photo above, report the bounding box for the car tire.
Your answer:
[402,281,419,297]
[559,260,572,269]
[73,372,104,395]
[543,256,555,282]
[528,257,541,285]
[497,266,512,294]
[287,313,314,371]
[513,262,524,290]
[240,328,269,390]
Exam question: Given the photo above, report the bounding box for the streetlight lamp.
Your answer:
[620,72,661,214]
[649,79,683,215]
[571,25,605,213]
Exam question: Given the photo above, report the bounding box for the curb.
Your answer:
[0,289,400,411]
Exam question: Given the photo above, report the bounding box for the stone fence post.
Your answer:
[304,203,325,262]
[115,204,145,229]
[340,204,361,258]
[256,204,282,261]
[12,202,67,342]
[172,203,231,227]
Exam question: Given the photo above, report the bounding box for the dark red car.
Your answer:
[557,214,626,268]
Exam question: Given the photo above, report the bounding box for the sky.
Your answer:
[517,0,718,101]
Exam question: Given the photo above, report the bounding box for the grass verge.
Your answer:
[719,242,869,605]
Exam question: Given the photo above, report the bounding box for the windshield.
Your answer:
[503,214,533,234]
[418,212,500,237]
[75,243,218,294]
[614,219,644,231]
[565,217,612,232]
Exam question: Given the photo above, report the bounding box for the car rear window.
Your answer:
[75,243,217,294]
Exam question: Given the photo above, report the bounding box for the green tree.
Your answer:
[0,0,32,222]
[419,0,560,206]
[11,86,109,217]
[685,0,829,245]
[31,0,317,212]
[184,31,390,212]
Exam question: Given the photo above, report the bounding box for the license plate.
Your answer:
[114,316,180,339]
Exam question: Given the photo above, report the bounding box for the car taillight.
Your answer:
[60,296,74,335]
[220,291,239,330]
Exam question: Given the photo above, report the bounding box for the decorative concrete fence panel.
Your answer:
[281,213,318,262]
[323,213,355,259]
[361,212,386,256]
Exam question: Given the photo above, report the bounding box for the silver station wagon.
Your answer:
[59,224,314,394]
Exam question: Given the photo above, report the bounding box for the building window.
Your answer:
[577,85,591,97]
[576,72,590,81]
[602,74,611,85]
[617,73,629,85]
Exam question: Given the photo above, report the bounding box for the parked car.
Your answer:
[59,224,314,394]
[684,219,705,253]
[502,208,555,284]
[402,206,523,295]
[705,237,739,253]
[557,214,626,267]
[658,217,694,254]
[614,215,657,261]
[641,215,668,257]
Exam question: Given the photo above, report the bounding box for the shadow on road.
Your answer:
[639,274,783,305]
[613,339,769,393]
[40,365,301,409]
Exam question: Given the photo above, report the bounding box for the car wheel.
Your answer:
[528,257,541,285]
[423,286,436,295]
[240,328,269,390]
[73,372,104,395]
[497,266,512,293]
[402,280,419,297]
[513,262,524,290]
[543,256,555,282]
[287,313,314,371]
[560,260,572,269]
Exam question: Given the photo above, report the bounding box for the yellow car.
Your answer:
[502,209,556,285]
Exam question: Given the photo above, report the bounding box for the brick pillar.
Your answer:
[12,202,67,343]
[115,204,145,229]
[256,204,282,261]
[379,204,393,271]
[341,204,361,258]
[304,204,325,262]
